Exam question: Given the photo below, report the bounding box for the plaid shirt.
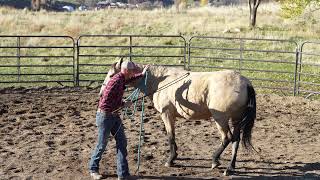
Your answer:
[98,72,143,113]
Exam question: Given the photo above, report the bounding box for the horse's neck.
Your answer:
[145,66,168,94]
[145,66,186,94]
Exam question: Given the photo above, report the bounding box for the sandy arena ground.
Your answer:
[0,87,319,180]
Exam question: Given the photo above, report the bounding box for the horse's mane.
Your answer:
[149,65,187,77]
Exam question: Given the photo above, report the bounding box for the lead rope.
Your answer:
[116,72,148,174]
[134,71,148,175]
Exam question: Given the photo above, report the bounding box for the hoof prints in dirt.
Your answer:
[0,104,8,115]
[0,88,320,179]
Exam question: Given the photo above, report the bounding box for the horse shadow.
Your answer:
[104,160,320,179]
[230,160,320,179]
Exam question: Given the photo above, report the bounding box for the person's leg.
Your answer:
[89,112,113,173]
[111,116,130,178]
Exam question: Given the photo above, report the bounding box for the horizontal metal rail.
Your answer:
[188,36,300,96]
[0,34,318,98]
[76,34,187,86]
[0,35,76,86]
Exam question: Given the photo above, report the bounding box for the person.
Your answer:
[89,61,149,180]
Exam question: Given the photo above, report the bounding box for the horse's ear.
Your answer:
[109,63,117,77]
[119,57,123,66]
[115,57,123,70]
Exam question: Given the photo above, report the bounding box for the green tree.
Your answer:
[280,0,320,18]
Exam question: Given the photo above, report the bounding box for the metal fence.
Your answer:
[188,36,300,96]
[77,35,186,86]
[298,42,320,98]
[0,35,319,98]
[0,35,75,86]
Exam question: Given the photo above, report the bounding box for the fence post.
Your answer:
[187,38,191,71]
[239,39,244,73]
[16,37,21,82]
[129,36,132,62]
[183,37,187,70]
[76,38,80,86]
[293,47,300,96]
[73,40,76,87]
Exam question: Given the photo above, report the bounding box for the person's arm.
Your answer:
[126,65,150,84]
[126,73,144,84]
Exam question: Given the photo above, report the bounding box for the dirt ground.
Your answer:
[0,87,319,180]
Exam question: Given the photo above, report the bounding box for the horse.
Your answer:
[104,59,256,175]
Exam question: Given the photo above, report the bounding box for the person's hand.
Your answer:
[142,65,150,76]
[124,101,133,108]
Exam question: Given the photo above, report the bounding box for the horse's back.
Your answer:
[163,70,251,119]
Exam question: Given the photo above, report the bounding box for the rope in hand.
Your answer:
[110,72,148,175]
[111,71,190,174]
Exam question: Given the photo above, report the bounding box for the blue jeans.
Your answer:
[89,112,130,178]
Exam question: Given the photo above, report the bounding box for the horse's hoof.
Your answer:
[165,162,173,167]
[223,168,235,176]
[211,161,221,169]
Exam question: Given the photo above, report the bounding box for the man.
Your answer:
[89,61,149,180]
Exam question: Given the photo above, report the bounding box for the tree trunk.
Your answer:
[250,7,257,27]
[175,0,181,12]
[31,0,40,11]
[248,0,261,28]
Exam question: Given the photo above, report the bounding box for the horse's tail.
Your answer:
[240,84,256,150]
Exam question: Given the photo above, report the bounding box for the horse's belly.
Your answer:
[175,105,211,119]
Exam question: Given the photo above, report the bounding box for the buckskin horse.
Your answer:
[104,59,256,175]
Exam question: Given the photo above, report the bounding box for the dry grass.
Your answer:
[0,2,319,41]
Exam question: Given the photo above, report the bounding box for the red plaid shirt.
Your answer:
[98,72,143,113]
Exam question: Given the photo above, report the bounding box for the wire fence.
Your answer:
[0,35,319,98]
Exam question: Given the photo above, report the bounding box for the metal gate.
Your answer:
[76,35,186,86]
[188,36,299,95]
[298,41,320,98]
[0,36,75,86]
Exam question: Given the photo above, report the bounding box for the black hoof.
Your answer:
[223,168,235,176]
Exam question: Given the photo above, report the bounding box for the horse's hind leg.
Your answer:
[212,117,231,169]
[224,124,240,176]
[161,111,178,167]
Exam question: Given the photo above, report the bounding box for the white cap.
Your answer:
[121,60,136,70]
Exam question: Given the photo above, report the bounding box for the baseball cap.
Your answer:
[121,60,136,70]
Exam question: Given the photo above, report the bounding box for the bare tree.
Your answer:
[248,0,261,27]
[31,0,51,11]
[76,0,86,6]
[31,0,40,11]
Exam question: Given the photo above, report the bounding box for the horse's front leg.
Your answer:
[161,112,178,167]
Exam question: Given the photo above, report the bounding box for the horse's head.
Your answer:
[108,57,144,76]
[99,58,146,95]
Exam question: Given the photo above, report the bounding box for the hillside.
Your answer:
[0,0,79,9]
[0,2,319,41]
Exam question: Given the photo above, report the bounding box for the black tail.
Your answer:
[240,85,256,150]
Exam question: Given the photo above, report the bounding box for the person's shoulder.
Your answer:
[110,72,124,84]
